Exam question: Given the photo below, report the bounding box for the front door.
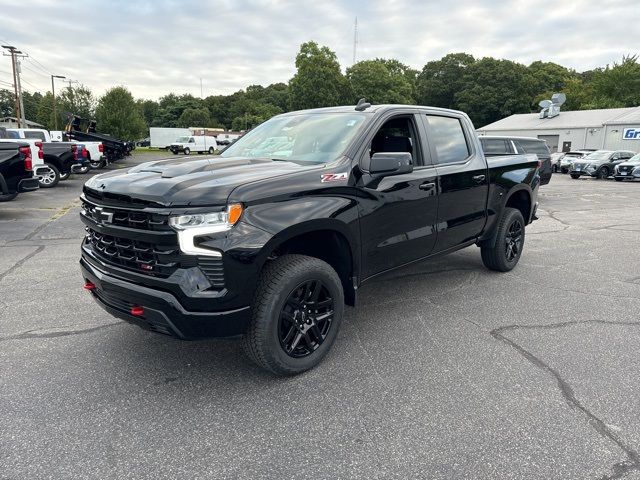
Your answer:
[357,113,439,278]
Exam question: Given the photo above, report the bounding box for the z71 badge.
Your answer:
[321,172,348,182]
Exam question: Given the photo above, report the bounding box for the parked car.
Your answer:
[169,135,217,155]
[0,141,39,202]
[550,152,564,172]
[560,150,594,173]
[569,150,636,179]
[614,153,640,181]
[8,128,83,187]
[80,103,540,375]
[478,136,552,185]
[136,137,151,147]
[0,128,50,187]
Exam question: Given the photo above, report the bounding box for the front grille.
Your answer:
[81,201,171,231]
[86,228,180,277]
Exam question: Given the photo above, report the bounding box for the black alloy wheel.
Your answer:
[278,280,335,358]
[598,166,609,179]
[505,219,523,262]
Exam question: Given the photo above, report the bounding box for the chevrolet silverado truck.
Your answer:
[80,103,540,375]
[0,141,39,202]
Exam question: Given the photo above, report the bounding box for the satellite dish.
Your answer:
[539,99,552,109]
[551,93,566,106]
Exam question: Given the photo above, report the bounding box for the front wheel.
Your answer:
[481,207,525,272]
[208,147,214,154]
[598,167,609,179]
[242,254,344,375]
[183,148,190,155]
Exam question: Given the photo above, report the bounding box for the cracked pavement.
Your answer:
[1,161,640,479]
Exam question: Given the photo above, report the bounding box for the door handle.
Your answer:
[419,182,436,191]
[472,174,486,183]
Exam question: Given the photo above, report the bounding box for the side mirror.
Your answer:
[368,152,413,176]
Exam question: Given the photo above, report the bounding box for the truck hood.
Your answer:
[83,156,319,207]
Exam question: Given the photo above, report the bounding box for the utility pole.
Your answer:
[352,17,358,65]
[2,45,28,127]
[16,60,26,126]
[51,74,66,130]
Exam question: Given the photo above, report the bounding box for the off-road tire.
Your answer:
[183,148,190,155]
[481,207,525,272]
[242,254,344,375]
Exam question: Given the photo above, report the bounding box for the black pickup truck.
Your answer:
[0,142,39,201]
[80,103,540,375]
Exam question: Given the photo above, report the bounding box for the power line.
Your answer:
[26,55,52,76]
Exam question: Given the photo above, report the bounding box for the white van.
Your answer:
[169,135,217,155]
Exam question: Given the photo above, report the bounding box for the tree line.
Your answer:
[2,41,639,140]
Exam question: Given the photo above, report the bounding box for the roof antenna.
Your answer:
[355,98,371,111]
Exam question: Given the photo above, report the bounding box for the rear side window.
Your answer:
[517,140,550,158]
[481,138,509,154]
[425,115,470,164]
[24,131,46,141]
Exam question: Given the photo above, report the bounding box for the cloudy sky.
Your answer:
[1,0,638,100]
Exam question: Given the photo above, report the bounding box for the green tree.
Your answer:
[36,92,55,130]
[454,57,536,127]
[416,53,475,108]
[289,41,351,110]
[231,114,264,131]
[347,58,415,104]
[95,86,147,140]
[178,107,212,128]
[0,89,15,117]
[136,99,159,126]
[590,55,640,107]
[57,85,96,124]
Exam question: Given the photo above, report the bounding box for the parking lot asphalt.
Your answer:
[1,155,640,480]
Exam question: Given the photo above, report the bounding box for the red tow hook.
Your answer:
[84,281,96,291]
[130,306,144,317]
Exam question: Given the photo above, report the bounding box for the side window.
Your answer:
[24,131,46,141]
[519,140,550,158]
[189,137,195,143]
[481,139,509,154]
[368,116,422,165]
[425,115,470,164]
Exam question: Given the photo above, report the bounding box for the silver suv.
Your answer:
[559,150,594,173]
[569,150,635,179]
[614,153,640,181]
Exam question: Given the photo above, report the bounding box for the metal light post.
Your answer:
[51,74,65,130]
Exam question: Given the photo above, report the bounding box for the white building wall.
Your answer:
[602,125,640,153]
[477,127,602,152]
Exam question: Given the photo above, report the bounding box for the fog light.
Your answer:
[84,281,96,291]
[130,306,144,317]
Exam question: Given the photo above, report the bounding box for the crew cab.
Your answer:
[0,141,39,202]
[169,135,217,155]
[569,150,635,179]
[80,103,540,375]
[478,135,552,185]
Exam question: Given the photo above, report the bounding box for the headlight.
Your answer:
[633,166,640,175]
[169,204,243,256]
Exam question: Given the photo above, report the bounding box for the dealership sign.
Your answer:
[623,127,640,139]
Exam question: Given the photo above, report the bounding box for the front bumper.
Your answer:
[614,172,640,180]
[81,255,250,338]
[569,169,593,177]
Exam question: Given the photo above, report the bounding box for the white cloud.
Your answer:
[1,0,637,100]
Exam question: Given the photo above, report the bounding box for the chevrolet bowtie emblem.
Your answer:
[94,206,114,224]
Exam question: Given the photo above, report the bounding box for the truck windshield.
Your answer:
[220,113,367,164]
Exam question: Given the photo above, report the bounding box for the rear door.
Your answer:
[421,113,489,253]
[357,110,439,277]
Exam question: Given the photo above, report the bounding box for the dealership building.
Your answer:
[477,106,640,153]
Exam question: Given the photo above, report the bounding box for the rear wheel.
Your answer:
[570,173,580,179]
[481,207,525,272]
[242,254,344,375]
[208,147,214,154]
[59,170,71,181]
[89,158,105,169]
[39,163,60,188]
[184,147,190,155]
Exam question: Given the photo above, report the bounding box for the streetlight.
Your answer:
[51,74,65,130]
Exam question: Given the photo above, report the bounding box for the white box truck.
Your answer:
[150,128,191,149]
